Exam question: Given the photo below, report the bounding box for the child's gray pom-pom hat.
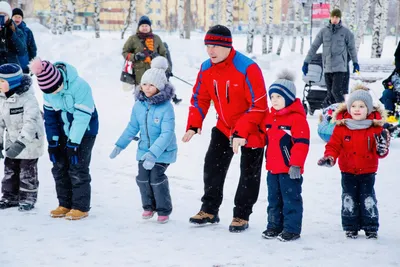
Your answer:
[140,57,168,91]
[347,87,373,115]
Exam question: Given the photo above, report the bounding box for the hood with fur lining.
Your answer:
[332,102,386,127]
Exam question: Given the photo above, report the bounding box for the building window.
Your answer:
[156,9,161,14]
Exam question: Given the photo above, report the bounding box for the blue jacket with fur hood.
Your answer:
[115,83,177,163]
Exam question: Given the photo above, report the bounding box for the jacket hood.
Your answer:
[135,82,175,105]
[53,61,79,91]
[0,75,32,99]
[270,98,306,118]
[17,21,27,30]
[332,102,386,127]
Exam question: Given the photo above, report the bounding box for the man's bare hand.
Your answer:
[232,138,246,154]
[182,128,201,143]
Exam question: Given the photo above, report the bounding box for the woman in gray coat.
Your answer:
[0,64,44,211]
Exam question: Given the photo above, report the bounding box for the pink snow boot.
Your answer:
[157,215,169,224]
[142,210,155,219]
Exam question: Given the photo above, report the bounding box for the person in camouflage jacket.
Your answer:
[122,16,167,86]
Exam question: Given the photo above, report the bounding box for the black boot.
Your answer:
[345,231,358,239]
[0,198,19,209]
[277,231,301,242]
[365,231,378,239]
[172,95,182,104]
[262,229,281,239]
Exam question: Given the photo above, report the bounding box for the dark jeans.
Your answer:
[323,72,348,108]
[52,135,96,212]
[200,127,264,221]
[1,158,39,204]
[266,172,303,234]
[379,89,396,112]
[341,172,379,232]
[136,162,172,216]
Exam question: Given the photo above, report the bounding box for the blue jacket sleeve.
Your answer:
[26,28,37,60]
[68,79,95,144]
[43,98,62,143]
[149,103,175,158]
[115,104,140,149]
[11,25,27,57]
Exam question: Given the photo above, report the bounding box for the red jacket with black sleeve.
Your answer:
[186,48,268,148]
[264,99,310,174]
[324,104,388,175]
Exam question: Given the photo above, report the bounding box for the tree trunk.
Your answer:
[145,0,152,15]
[356,0,372,52]
[215,0,222,25]
[50,0,57,35]
[371,0,382,58]
[178,0,184,38]
[348,0,357,32]
[262,0,268,54]
[17,0,23,8]
[268,0,274,53]
[277,0,292,56]
[300,3,305,55]
[121,0,137,39]
[291,2,300,52]
[57,0,64,35]
[94,0,101,38]
[65,0,76,33]
[226,0,234,32]
[246,0,256,54]
[378,0,389,56]
[184,0,191,39]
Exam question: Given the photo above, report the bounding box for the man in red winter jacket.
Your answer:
[182,25,267,233]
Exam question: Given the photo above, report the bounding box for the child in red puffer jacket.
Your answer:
[318,85,390,240]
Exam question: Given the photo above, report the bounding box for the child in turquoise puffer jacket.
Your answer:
[110,56,177,224]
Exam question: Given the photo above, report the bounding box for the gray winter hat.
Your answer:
[141,56,168,91]
[347,88,373,115]
[268,70,296,107]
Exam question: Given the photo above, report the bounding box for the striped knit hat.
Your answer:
[29,58,64,94]
[0,63,23,90]
[268,70,297,107]
[204,25,232,48]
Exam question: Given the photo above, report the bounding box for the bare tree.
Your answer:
[94,0,101,38]
[121,0,137,39]
[268,0,274,53]
[226,0,234,32]
[246,0,256,53]
[356,0,372,52]
[184,0,191,39]
[17,0,23,8]
[50,0,57,35]
[215,0,222,25]
[145,0,151,15]
[348,0,357,32]
[378,0,389,55]
[65,0,76,33]
[300,3,305,55]
[291,2,300,52]
[262,0,268,54]
[277,0,292,56]
[371,0,382,58]
[57,0,64,35]
[178,0,184,38]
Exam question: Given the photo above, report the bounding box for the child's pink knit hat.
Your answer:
[29,58,64,94]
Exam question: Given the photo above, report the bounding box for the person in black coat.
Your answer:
[395,41,400,71]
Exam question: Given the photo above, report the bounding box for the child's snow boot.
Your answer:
[345,231,358,239]
[277,231,301,242]
[189,211,220,225]
[262,229,281,239]
[172,95,182,105]
[142,210,155,219]
[365,231,378,239]
[50,206,71,218]
[65,209,88,220]
[0,198,18,209]
[157,215,169,224]
[229,218,249,233]
[18,202,35,211]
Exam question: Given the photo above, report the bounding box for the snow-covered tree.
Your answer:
[17,0,23,8]
[50,0,57,35]
[178,0,184,38]
[300,3,305,55]
[378,0,389,56]
[246,0,256,54]
[145,0,151,15]
[356,0,372,52]
[291,2,301,52]
[226,0,234,32]
[348,0,357,32]
[268,0,274,53]
[277,0,292,56]
[94,0,101,38]
[215,0,222,25]
[56,0,64,35]
[371,0,383,58]
[65,0,76,33]
[184,0,191,39]
[121,0,137,39]
[262,0,268,54]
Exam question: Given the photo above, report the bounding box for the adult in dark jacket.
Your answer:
[303,9,358,107]
[0,2,26,66]
[395,41,400,71]
[12,8,37,73]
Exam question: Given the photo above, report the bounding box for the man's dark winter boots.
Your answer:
[189,211,220,225]
[229,218,249,233]
[0,198,19,209]
[365,231,378,239]
[277,231,301,242]
[345,231,358,239]
[172,95,182,104]
[262,229,280,239]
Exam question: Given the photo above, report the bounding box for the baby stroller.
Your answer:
[302,53,327,115]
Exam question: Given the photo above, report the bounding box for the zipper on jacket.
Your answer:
[367,136,370,151]
[213,80,229,127]
[226,80,230,104]
[145,105,151,148]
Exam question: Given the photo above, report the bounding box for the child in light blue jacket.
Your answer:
[110,57,177,223]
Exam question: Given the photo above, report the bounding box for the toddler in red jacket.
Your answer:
[318,86,390,239]
[262,70,310,242]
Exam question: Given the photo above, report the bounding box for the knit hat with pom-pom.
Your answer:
[0,63,23,90]
[140,56,168,91]
[29,58,63,94]
[347,84,373,115]
[268,69,297,107]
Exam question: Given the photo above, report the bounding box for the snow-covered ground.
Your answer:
[0,23,399,267]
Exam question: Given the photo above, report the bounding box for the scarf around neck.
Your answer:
[344,119,372,130]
